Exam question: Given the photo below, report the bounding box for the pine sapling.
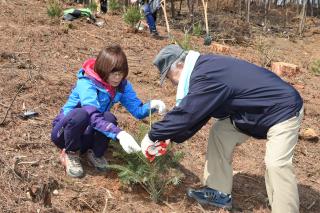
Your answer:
[47,0,63,18]
[193,22,203,37]
[109,0,121,14]
[310,59,320,76]
[108,124,185,203]
[123,6,142,31]
[88,1,98,13]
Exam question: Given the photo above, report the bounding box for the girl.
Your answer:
[51,45,165,178]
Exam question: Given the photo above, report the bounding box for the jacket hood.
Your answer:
[82,58,116,98]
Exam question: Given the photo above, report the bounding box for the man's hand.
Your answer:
[116,131,141,153]
[130,0,138,3]
[141,134,169,161]
[150,100,166,115]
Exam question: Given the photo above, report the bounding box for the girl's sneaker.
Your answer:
[87,149,108,172]
[60,149,84,178]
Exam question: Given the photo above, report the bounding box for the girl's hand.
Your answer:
[116,131,141,153]
[150,100,166,115]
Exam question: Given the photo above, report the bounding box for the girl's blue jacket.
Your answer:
[61,69,151,140]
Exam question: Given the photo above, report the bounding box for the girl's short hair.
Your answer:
[94,45,129,81]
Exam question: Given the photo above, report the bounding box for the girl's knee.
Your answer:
[70,108,90,124]
[103,112,118,125]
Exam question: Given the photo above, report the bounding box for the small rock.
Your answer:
[53,189,59,196]
[26,191,32,200]
[300,128,319,142]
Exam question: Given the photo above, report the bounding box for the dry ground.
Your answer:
[0,0,319,212]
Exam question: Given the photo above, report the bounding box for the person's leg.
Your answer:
[91,111,118,157]
[81,125,94,154]
[95,0,101,14]
[51,113,66,149]
[204,118,249,194]
[100,0,107,13]
[51,108,90,151]
[187,118,249,209]
[51,108,90,178]
[86,112,118,171]
[142,3,157,34]
[152,11,157,23]
[265,106,303,213]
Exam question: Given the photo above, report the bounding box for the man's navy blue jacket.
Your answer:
[149,54,303,142]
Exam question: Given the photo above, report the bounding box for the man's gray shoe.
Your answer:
[60,149,84,178]
[87,149,108,172]
[187,187,232,210]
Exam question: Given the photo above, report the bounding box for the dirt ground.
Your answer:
[0,0,319,212]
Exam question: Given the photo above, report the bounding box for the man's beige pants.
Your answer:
[203,107,303,213]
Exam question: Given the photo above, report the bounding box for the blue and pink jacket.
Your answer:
[59,59,151,140]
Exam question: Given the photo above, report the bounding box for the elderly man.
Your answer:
[141,44,303,212]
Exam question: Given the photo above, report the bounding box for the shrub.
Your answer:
[109,0,121,13]
[256,37,276,68]
[88,1,98,13]
[108,124,185,202]
[175,31,192,50]
[47,0,63,18]
[310,59,320,76]
[192,22,203,37]
[123,6,142,29]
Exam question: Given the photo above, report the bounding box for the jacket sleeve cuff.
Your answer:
[148,132,156,142]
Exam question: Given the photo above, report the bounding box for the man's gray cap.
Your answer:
[153,44,184,85]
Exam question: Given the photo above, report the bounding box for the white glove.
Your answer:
[116,131,141,153]
[141,133,155,157]
[150,100,166,115]
[130,0,138,3]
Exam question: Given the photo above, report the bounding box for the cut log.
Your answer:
[271,62,300,77]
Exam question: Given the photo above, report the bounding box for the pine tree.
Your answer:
[108,124,185,202]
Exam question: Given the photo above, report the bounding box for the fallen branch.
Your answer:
[196,203,206,213]
[0,81,29,126]
[163,201,175,211]
[17,160,40,166]
[79,198,97,212]
[102,188,113,213]
[82,30,105,41]
[307,200,316,210]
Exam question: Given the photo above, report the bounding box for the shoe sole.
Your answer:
[66,170,84,178]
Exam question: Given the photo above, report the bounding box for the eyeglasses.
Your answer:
[109,71,124,78]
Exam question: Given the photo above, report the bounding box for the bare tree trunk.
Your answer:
[299,0,307,35]
[296,0,300,16]
[178,0,183,15]
[170,0,175,19]
[246,0,251,23]
[264,0,269,31]
[187,0,195,24]
[239,0,242,17]
[284,0,288,27]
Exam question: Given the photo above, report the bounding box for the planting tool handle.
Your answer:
[202,0,209,35]
[161,0,170,36]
